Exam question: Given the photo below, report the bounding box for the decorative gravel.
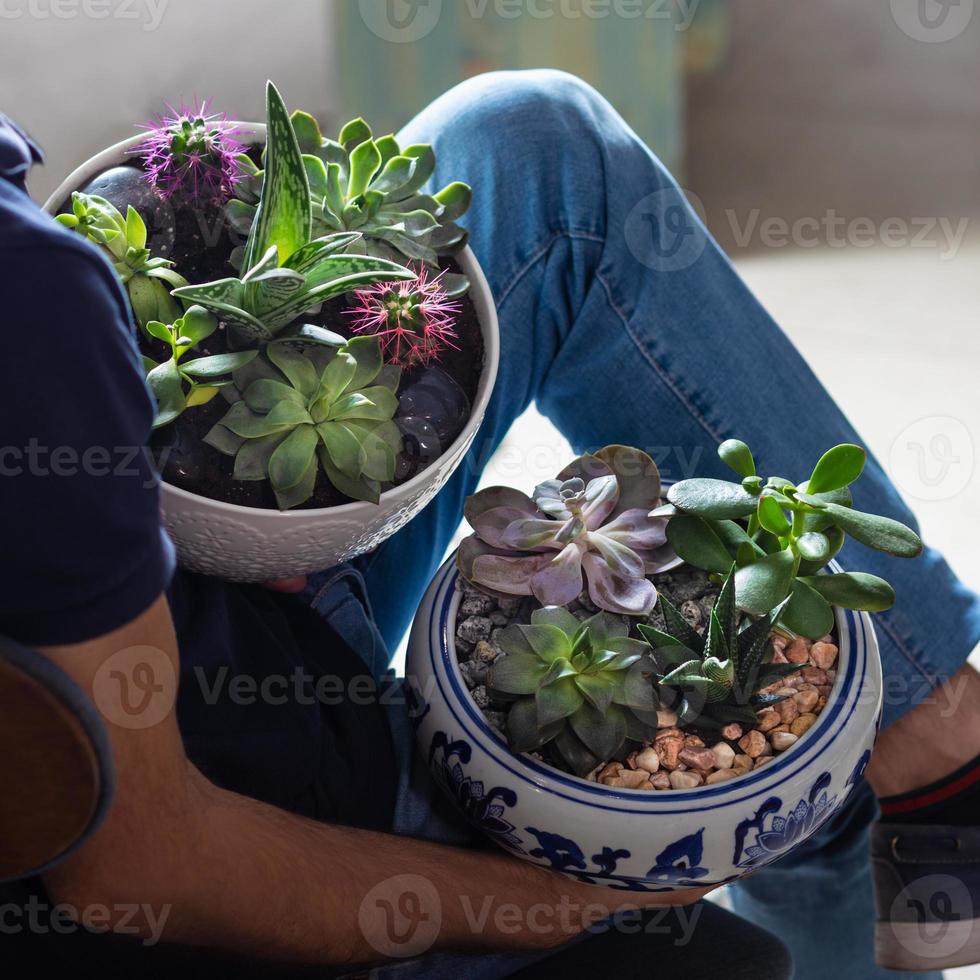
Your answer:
[453,568,839,790]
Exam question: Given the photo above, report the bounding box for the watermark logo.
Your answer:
[359,0,443,43]
[888,416,974,502]
[358,874,442,958]
[625,187,709,273]
[890,0,974,42]
[889,873,973,960]
[92,645,177,730]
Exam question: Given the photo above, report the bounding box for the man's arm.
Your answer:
[41,596,709,967]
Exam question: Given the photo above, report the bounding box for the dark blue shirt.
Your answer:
[0,117,396,829]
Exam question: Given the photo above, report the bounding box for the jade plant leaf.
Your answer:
[667,478,759,519]
[665,515,734,574]
[733,550,796,615]
[805,443,866,494]
[781,578,835,640]
[798,572,896,612]
[819,502,923,558]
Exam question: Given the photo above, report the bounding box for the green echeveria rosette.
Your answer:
[205,336,402,509]
[488,606,661,777]
[459,446,681,617]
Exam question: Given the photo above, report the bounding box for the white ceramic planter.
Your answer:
[407,556,883,891]
[45,126,499,582]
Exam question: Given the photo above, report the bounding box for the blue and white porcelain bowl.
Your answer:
[406,555,883,891]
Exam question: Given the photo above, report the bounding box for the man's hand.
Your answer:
[263,576,308,594]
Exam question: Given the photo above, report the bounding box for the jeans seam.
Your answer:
[495,228,606,310]
[594,268,727,447]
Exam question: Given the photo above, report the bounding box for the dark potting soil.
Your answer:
[68,163,486,510]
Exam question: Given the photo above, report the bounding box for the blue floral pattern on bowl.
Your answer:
[733,771,838,869]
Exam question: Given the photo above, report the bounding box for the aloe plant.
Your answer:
[638,566,799,729]
[458,446,680,617]
[142,305,257,428]
[56,191,186,327]
[205,336,402,508]
[172,82,415,348]
[658,440,924,639]
[488,606,660,776]
[226,112,471,295]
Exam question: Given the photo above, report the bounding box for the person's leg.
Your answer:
[360,69,980,978]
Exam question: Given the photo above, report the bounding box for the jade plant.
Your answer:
[142,305,258,429]
[204,337,402,508]
[458,446,679,616]
[135,100,246,206]
[487,606,660,776]
[348,266,460,368]
[57,191,186,327]
[660,440,924,639]
[638,566,800,729]
[226,112,471,295]
[173,82,415,348]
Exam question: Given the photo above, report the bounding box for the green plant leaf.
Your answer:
[820,502,923,558]
[232,431,286,481]
[553,727,600,778]
[718,438,756,477]
[667,478,759,519]
[146,358,186,429]
[805,444,866,494]
[569,702,627,761]
[573,674,615,715]
[780,578,835,640]
[536,676,584,727]
[757,495,791,537]
[796,531,831,563]
[125,205,147,249]
[659,595,705,654]
[530,606,581,636]
[488,652,547,695]
[317,421,368,480]
[143,319,173,345]
[798,572,896,612]
[180,350,258,378]
[520,624,572,664]
[244,81,312,269]
[268,422,318,490]
[665,515,734,574]
[733,550,795,615]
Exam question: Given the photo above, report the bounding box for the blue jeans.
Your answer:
[344,70,980,979]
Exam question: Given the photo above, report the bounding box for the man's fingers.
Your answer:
[262,577,308,594]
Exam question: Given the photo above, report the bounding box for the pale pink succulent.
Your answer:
[347,267,460,368]
[458,446,682,616]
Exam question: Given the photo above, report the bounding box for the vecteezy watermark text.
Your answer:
[358,0,701,43]
[0,0,168,30]
[0,897,171,946]
[727,210,970,260]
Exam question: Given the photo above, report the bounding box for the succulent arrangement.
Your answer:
[54,80,478,511]
[226,113,471,295]
[57,191,186,327]
[135,101,246,207]
[458,441,923,786]
[487,606,660,776]
[660,440,923,638]
[458,446,680,616]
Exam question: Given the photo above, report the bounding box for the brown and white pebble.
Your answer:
[705,768,739,785]
[712,741,736,770]
[785,637,811,664]
[654,733,685,770]
[771,731,799,752]
[720,723,743,741]
[634,747,661,773]
[791,713,818,737]
[605,768,651,789]
[809,641,839,670]
[733,754,754,771]
[679,746,717,773]
[794,689,819,713]
[739,730,768,758]
[776,698,799,725]
[669,770,704,789]
[756,708,781,733]
[649,771,671,790]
